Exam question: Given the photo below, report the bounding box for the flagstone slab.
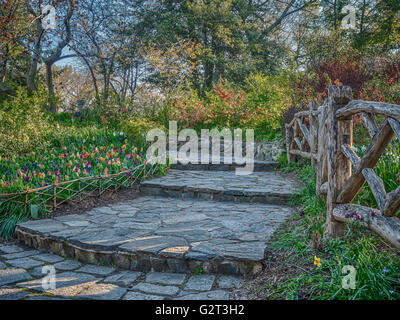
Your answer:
[175,290,230,300]
[184,275,216,292]
[0,245,25,254]
[16,272,99,298]
[6,258,45,269]
[123,291,164,300]
[145,272,187,286]
[104,271,142,287]
[53,260,82,271]
[0,268,33,286]
[0,287,33,300]
[77,264,115,276]
[131,283,180,296]
[76,283,127,300]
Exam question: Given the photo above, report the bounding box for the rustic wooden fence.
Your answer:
[286,85,400,249]
[0,160,161,219]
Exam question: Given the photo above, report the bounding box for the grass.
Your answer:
[260,163,400,300]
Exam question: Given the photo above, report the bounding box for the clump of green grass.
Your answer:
[265,163,400,300]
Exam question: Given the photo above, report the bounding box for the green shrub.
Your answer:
[0,88,51,156]
[244,73,291,130]
[121,117,165,152]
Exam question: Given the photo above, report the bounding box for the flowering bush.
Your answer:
[360,78,400,105]
[0,127,150,195]
[170,74,291,137]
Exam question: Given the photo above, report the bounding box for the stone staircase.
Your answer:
[15,142,299,277]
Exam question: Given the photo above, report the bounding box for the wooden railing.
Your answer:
[0,161,161,219]
[286,85,400,249]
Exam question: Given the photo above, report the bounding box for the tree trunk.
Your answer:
[45,61,57,113]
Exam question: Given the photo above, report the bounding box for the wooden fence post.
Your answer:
[316,101,328,197]
[53,184,57,210]
[309,101,318,168]
[285,124,296,163]
[324,85,353,238]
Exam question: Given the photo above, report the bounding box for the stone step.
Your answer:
[140,169,299,205]
[170,157,279,172]
[15,196,294,276]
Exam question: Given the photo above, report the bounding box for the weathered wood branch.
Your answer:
[341,144,360,168]
[320,182,328,194]
[337,118,394,204]
[297,118,311,147]
[333,204,400,249]
[289,149,312,159]
[362,168,386,211]
[294,137,302,150]
[388,117,400,142]
[361,112,378,137]
[383,187,400,217]
[337,100,400,121]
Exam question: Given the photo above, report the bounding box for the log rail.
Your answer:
[286,85,400,249]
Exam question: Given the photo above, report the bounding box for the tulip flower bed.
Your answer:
[0,127,167,238]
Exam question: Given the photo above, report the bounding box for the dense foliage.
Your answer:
[269,163,400,300]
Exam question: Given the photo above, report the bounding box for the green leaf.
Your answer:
[30,205,39,219]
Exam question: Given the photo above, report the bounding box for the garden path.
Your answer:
[6,149,300,300]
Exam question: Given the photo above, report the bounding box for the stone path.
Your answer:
[0,243,242,300]
[8,150,300,300]
[16,197,293,276]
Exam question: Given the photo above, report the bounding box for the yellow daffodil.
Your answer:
[314,256,321,268]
